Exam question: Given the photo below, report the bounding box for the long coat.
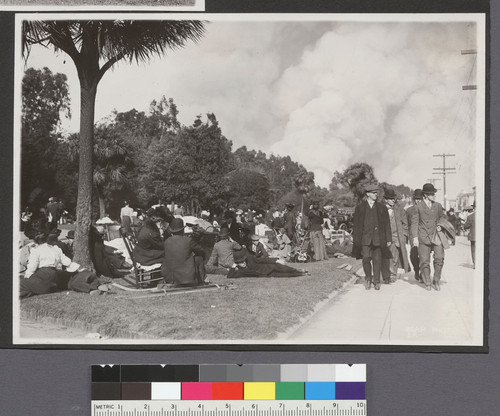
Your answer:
[133,219,164,266]
[351,200,392,259]
[411,201,445,246]
[390,204,411,272]
[162,235,205,285]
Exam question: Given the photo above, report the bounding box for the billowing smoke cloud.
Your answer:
[268,22,478,195]
[26,19,479,199]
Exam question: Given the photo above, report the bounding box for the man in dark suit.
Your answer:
[464,202,476,268]
[411,183,446,291]
[352,183,392,290]
[162,218,206,286]
[406,189,423,282]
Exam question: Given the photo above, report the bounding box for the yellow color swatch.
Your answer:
[244,382,276,400]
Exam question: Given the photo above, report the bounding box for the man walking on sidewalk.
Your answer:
[411,183,446,291]
[352,183,392,291]
[383,188,411,283]
[406,189,423,282]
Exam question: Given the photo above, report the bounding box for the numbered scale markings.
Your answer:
[92,400,367,416]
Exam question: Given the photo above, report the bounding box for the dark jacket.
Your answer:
[436,217,457,248]
[227,253,303,278]
[133,219,164,266]
[246,241,269,258]
[351,200,392,259]
[162,235,205,285]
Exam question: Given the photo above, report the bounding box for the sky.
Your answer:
[22,15,484,203]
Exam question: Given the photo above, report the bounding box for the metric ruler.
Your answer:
[91,400,367,416]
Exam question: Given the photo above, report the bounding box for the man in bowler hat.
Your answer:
[406,189,424,282]
[411,183,446,291]
[352,183,392,290]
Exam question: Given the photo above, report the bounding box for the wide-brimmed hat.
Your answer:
[384,188,396,199]
[422,183,437,194]
[413,189,423,199]
[218,227,230,237]
[168,218,185,233]
[148,207,170,222]
[364,183,379,193]
[233,247,247,263]
[251,234,260,242]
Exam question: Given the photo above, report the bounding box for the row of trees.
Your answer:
[22,68,412,221]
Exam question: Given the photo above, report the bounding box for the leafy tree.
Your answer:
[66,126,134,218]
[21,67,70,208]
[143,113,233,215]
[23,20,205,267]
[334,162,378,201]
[226,168,270,210]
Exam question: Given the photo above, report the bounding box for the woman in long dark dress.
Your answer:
[227,247,309,278]
[132,207,172,266]
[20,231,73,297]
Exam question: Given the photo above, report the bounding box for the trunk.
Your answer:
[301,195,304,217]
[98,189,106,219]
[73,84,97,269]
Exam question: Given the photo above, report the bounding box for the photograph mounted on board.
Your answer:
[0,0,204,11]
[12,13,487,348]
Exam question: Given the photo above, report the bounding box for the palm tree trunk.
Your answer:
[73,84,97,269]
[97,189,106,219]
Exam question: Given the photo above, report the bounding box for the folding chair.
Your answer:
[119,227,163,288]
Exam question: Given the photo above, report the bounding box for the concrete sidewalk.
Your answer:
[287,236,480,345]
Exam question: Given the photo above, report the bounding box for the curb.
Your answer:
[275,273,360,340]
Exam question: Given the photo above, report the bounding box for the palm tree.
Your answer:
[67,125,133,219]
[22,20,205,267]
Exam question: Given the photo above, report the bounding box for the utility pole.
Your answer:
[461,49,477,90]
[433,154,456,207]
[426,177,441,191]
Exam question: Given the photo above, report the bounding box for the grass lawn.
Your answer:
[20,257,360,341]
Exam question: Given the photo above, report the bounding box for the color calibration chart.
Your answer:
[91,364,367,416]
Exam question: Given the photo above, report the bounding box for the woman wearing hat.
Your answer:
[246,234,270,258]
[227,247,309,278]
[307,201,328,261]
[132,207,170,266]
[162,218,206,286]
[20,230,73,297]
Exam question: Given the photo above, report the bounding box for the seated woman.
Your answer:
[162,218,206,286]
[89,226,131,278]
[20,230,73,297]
[132,207,171,266]
[227,247,309,278]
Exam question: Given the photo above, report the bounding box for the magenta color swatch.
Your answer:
[181,382,213,400]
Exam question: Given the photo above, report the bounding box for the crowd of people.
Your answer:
[352,182,476,292]
[19,186,475,298]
